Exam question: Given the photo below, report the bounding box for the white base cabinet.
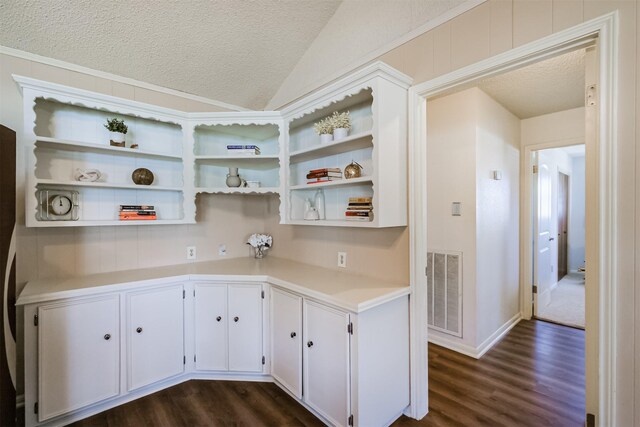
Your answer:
[37,296,120,422]
[194,283,264,373]
[126,284,185,391]
[22,270,408,427]
[270,287,410,427]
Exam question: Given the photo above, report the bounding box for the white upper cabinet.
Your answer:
[17,62,409,228]
[281,63,412,227]
[189,112,284,196]
[17,76,194,227]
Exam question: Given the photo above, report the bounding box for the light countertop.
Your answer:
[17,257,410,313]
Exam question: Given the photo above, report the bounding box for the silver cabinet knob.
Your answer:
[290,332,296,338]
[307,341,313,348]
[104,334,111,340]
[136,327,143,333]
[234,316,239,322]
[216,316,222,322]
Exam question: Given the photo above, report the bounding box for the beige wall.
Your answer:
[270,1,639,423]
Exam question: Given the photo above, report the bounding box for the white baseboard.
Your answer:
[428,313,522,359]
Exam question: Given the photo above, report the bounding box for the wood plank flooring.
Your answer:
[71,319,584,427]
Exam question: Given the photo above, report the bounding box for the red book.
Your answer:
[119,214,157,220]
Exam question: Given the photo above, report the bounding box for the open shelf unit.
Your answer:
[17,76,194,227]
[189,113,284,196]
[281,64,412,227]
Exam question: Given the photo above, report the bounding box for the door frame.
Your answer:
[557,170,570,281]
[407,12,618,426]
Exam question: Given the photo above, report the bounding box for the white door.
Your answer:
[303,300,350,427]
[533,156,553,316]
[38,296,120,422]
[194,283,228,371]
[270,287,302,398]
[228,284,263,372]
[127,284,184,391]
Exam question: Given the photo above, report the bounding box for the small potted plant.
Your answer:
[313,117,333,144]
[104,118,128,147]
[331,111,351,140]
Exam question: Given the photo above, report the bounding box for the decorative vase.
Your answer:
[226,167,241,187]
[333,128,348,140]
[132,168,154,185]
[110,131,126,147]
[320,133,333,144]
[254,246,265,259]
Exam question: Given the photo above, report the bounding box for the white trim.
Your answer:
[409,12,618,425]
[0,45,248,112]
[268,0,486,110]
[428,313,521,359]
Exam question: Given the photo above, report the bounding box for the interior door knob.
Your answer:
[290,332,296,338]
[136,327,143,333]
[216,316,222,322]
[104,334,111,340]
[307,341,313,348]
[234,316,239,322]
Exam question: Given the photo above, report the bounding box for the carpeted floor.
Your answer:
[537,272,585,329]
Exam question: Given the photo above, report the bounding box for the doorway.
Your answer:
[532,145,586,329]
[409,13,618,424]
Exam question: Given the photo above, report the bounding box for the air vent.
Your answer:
[426,251,462,337]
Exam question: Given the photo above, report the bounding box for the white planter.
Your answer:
[109,131,126,147]
[320,133,333,144]
[333,128,349,140]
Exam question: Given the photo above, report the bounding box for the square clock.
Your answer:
[36,189,80,221]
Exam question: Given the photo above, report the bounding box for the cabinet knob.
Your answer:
[216,316,222,322]
[104,334,111,341]
[307,341,313,348]
[136,327,143,334]
[234,316,239,322]
[290,332,296,338]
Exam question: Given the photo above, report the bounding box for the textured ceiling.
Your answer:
[0,0,342,110]
[476,49,586,119]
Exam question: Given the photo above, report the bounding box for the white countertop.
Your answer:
[17,257,410,313]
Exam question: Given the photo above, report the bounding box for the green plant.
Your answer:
[330,111,351,130]
[104,118,128,134]
[313,117,333,135]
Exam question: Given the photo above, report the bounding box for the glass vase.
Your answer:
[254,246,264,259]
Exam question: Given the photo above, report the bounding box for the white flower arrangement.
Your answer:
[247,233,272,249]
[330,111,351,130]
[313,117,333,135]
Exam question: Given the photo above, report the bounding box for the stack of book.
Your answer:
[306,168,342,184]
[119,205,157,221]
[227,145,261,155]
[345,197,373,222]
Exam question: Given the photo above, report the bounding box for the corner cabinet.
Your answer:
[16,62,409,228]
[281,63,412,227]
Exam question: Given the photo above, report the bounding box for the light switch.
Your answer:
[493,170,503,180]
[452,202,461,216]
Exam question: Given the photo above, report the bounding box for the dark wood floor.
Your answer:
[71,319,585,427]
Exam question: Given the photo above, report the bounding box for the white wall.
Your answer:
[569,155,586,272]
[426,88,478,349]
[426,87,520,352]
[475,89,520,345]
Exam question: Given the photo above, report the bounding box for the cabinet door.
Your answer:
[38,296,119,422]
[127,284,184,391]
[228,284,263,372]
[303,300,351,427]
[270,287,302,398]
[194,283,228,370]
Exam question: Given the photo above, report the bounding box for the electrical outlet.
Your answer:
[337,252,347,268]
[218,244,227,256]
[187,246,196,260]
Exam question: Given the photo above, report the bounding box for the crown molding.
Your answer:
[0,45,248,112]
